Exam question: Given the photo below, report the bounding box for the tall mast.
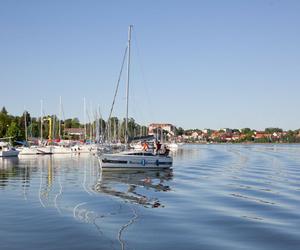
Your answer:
[125,25,132,146]
[90,101,93,142]
[24,107,28,142]
[40,100,43,143]
[83,97,87,140]
[99,106,102,142]
[95,105,100,143]
[58,96,62,139]
[48,117,52,141]
[52,115,55,140]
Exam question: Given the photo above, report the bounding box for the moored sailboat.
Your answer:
[0,142,19,157]
[99,26,173,170]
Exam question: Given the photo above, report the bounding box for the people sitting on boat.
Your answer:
[160,145,170,156]
[142,140,149,151]
[155,140,162,154]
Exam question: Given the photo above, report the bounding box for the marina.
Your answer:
[1,1,300,249]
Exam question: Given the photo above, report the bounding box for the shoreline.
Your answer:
[182,142,300,145]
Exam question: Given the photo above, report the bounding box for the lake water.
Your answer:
[1,144,300,250]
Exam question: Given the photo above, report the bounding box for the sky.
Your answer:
[1,0,300,130]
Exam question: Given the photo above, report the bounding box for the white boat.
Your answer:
[99,26,173,170]
[0,142,19,157]
[18,110,38,155]
[19,146,38,155]
[37,145,53,154]
[51,146,73,154]
[36,145,75,154]
[99,150,172,170]
[131,142,143,150]
[71,144,97,154]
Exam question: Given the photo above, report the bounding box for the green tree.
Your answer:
[283,130,296,143]
[99,118,106,136]
[241,128,252,134]
[127,118,136,139]
[28,122,40,138]
[255,137,271,143]
[239,134,254,142]
[5,122,23,142]
[107,117,119,141]
[64,119,72,128]
[0,109,12,138]
[176,127,184,136]
[0,106,8,115]
[71,118,80,128]
[265,127,283,134]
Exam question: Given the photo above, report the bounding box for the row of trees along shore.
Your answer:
[178,127,300,143]
[0,107,148,143]
[1,107,300,144]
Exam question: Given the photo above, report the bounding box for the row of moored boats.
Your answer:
[0,140,182,171]
[0,141,97,157]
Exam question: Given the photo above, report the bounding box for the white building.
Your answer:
[148,123,176,136]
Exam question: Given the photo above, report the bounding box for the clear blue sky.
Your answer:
[1,0,300,130]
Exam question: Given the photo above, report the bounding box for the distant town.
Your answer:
[149,123,300,143]
[1,107,300,144]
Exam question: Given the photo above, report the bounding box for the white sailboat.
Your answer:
[99,26,173,170]
[35,100,52,154]
[37,99,75,155]
[0,142,19,157]
[19,110,39,155]
[19,146,38,155]
[72,143,97,154]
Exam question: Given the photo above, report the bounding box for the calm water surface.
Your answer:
[1,144,300,250]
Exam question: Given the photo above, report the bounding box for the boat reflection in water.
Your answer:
[94,169,173,208]
[94,168,173,250]
[0,157,20,189]
[0,156,19,169]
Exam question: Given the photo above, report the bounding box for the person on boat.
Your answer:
[142,141,149,151]
[161,145,170,156]
[155,140,162,154]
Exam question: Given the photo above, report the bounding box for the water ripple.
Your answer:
[1,145,300,249]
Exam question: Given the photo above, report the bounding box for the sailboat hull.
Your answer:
[0,150,19,157]
[99,152,172,170]
[19,147,38,155]
[37,146,76,154]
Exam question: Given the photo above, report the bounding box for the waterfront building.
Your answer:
[148,123,177,136]
[64,128,85,140]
